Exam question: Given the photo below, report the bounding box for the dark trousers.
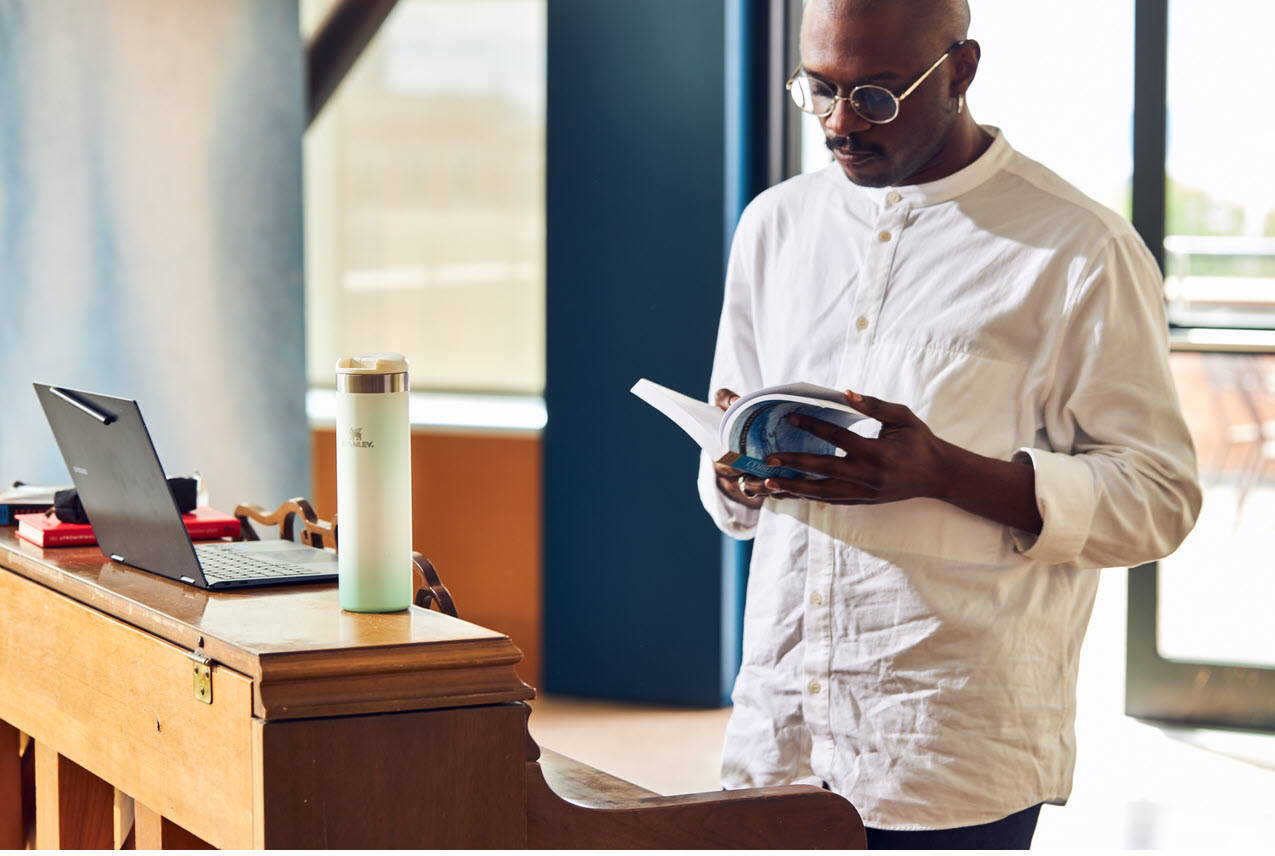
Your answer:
[864,803,1043,850]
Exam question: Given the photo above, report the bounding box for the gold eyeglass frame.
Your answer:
[786,40,967,125]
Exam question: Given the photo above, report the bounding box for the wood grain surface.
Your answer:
[537,747,659,802]
[34,745,115,849]
[113,790,135,849]
[134,800,214,849]
[0,720,19,849]
[253,703,528,848]
[0,565,256,848]
[0,531,532,721]
[526,760,867,849]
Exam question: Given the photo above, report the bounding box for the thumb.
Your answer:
[845,389,914,424]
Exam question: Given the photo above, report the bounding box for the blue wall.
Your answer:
[544,0,735,706]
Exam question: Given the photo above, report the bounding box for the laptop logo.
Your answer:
[341,427,374,449]
[72,465,89,475]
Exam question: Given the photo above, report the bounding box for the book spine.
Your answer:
[45,531,98,546]
[186,521,241,541]
[17,525,97,547]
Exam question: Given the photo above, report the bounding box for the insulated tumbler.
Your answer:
[335,353,412,612]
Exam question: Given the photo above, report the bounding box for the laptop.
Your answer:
[34,382,339,590]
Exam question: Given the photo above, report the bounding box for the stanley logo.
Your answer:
[341,427,375,449]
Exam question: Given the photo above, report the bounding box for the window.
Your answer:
[303,0,546,396]
[1153,0,1275,677]
[1162,2,1275,331]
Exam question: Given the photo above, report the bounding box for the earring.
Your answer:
[956,94,965,115]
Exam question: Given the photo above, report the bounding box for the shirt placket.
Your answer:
[801,512,838,778]
[849,191,909,347]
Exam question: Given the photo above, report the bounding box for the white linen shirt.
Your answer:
[698,128,1201,830]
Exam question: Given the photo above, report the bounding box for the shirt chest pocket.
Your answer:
[812,343,1034,564]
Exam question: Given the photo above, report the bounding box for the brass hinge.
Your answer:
[187,650,213,704]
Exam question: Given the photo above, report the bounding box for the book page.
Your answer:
[629,379,723,454]
[724,383,859,421]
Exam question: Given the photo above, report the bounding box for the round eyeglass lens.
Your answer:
[789,75,816,113]
[850,85,899,123]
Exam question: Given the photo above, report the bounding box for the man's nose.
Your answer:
[824,98,871,136]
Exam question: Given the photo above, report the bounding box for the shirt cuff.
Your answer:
[1010,447,1098,564]
[697,452,760,539]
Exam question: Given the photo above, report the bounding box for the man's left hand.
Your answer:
[762,390,953,505]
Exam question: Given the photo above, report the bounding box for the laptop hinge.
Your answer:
[187,650,213,704]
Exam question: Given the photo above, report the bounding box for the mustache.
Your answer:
[825,135,882,155]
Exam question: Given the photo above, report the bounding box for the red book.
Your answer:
[15,507,241,548]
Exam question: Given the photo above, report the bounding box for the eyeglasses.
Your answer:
[786,40,966,125]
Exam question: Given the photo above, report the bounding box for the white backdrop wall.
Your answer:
[0,1,309,508]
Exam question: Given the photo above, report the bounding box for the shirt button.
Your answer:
[886,191,902,204]
[878,230,892,242]
[855,316,869,331]
[810,592,824,606]
[808,680,822,694]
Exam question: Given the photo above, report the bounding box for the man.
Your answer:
[698,0,1201,848]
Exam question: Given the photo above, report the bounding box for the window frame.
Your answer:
[1127,0,1275,732]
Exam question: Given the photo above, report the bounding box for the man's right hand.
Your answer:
[712,388,790,508]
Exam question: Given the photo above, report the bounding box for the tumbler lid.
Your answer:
[336,353,409,375]
[336,353,408,393]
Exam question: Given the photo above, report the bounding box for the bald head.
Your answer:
[805,0,970,55]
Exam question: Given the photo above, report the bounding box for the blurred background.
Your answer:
[2,0,1272,848]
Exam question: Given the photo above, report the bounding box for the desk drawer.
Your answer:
[0,566,254,849]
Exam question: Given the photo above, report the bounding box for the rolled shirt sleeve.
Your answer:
[1011,234,1202,568]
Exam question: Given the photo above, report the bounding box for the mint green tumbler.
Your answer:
[335,354,412,612]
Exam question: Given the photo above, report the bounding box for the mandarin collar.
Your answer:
[839,125,1012,209]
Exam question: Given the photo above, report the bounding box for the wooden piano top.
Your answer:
[0,529,533,719]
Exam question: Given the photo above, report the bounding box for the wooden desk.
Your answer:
[0,530,863,848]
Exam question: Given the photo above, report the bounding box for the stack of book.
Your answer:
[0,483,67,526]
[14,506,241,548]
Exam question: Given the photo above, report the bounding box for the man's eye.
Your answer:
[810,82,834,98]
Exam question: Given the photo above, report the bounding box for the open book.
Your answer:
[630,379,870,479]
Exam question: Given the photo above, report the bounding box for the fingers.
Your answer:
[737,475,794,500]
[844,389,915,426]
[715,472,790,508]
[715,461,796,500]
[764,453,880,488]
[737,475,764,497]
[714,388,741,412]
[763,476,876,502]
[787,413,879,459]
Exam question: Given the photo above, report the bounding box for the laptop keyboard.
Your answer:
[194,544,329,581]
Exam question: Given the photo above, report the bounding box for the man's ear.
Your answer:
[950,38,981,97]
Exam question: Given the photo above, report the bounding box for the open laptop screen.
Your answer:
[33,383,207,586]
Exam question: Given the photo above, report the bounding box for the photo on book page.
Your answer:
[725,400,868,479]
[630,378,876,480]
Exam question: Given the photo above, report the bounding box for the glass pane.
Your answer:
[304,0,546,394]
[1158,351,1275,669]
[1164,1,1275,328]
[802,0,1135,212]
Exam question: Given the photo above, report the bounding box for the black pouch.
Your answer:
[53,476,198,524]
